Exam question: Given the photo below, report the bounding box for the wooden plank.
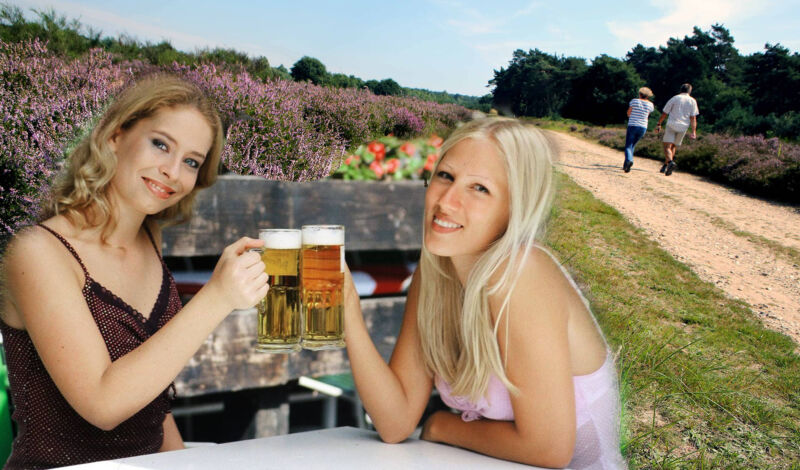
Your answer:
[174,296,406,397]
[162,177,426,257]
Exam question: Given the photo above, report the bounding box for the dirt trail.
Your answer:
[548,131,800,343]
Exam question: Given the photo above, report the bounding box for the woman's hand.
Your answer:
[205,237,268,312]
[342,263,362,324]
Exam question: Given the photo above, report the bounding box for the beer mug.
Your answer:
[301,225,345,350]
[256,229,302,353]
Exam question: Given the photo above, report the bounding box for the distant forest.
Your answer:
[490,25,800,140]
[0,5,492,111]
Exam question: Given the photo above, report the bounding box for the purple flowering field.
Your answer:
[578,126,800,204]
[0,40,471,243]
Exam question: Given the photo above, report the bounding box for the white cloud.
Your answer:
[444,1,543,36]
[514,1,543,17]
[607,0,766,48]
[14,0,210,49]
[12,0,299,66]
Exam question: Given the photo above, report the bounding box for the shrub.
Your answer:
[579,125,800,203]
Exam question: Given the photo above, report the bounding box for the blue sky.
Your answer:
[11,0,800,96]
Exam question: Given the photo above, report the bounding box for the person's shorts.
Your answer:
[663,124,688,145]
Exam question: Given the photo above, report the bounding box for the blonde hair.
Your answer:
[417,117,555,401]
[43,74,224,238]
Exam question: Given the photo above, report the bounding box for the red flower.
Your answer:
[368,141,385,155]
[385,159,400,174]
[367,141,386,161]
[369,161,385,178]
[424,153,438,172]
[428,135,443,148]
[399,142,416,156]
[344,155,356,165]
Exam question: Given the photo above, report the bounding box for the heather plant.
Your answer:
[1,39,470,247]
[578,126,800,203]
[0,39,125,247]
[175,64,346,181]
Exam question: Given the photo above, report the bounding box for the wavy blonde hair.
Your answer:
[43,74,224,237]
[417,117,555,401]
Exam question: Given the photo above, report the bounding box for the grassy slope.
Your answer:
[544,172,800,469]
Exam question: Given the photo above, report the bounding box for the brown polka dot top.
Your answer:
[0,224,181,469]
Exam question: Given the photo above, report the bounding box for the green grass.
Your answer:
[543,172,800,469]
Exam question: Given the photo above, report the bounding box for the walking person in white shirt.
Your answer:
[655,83,699,176]
[623,87,655,173]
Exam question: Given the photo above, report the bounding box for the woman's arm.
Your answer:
[421,249,577,468]
[160,413,185,451]
[4,230,267,431]
[626,106,632,118]
[344,267,433,443]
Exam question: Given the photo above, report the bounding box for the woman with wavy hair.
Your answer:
[0,75,268,469]
[344,117,625,468]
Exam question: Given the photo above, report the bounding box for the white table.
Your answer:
[63,427,543,469]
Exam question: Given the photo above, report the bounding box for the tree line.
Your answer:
[490,25,800,140]
[0,5,491,111]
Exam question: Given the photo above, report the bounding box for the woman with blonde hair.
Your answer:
[344,117,626,468]
[1,75,268,469]
[623,87,656,173]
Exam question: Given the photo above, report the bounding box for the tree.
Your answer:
[327,73,364,89]
[562,55,643,125]
[372,78,403,96]
[291,56,328,85]
[489,49,587,117]
[625,24,746,126]
[744,43,800,117]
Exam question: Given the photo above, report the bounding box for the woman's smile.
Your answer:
[142,177,176,200]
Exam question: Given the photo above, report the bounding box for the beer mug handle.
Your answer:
[249,247,270,281]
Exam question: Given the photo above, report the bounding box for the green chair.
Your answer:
[0,349,13,466]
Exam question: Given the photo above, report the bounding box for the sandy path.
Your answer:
[548,131,800,343]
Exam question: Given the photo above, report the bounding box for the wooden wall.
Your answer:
[162,176,427,256]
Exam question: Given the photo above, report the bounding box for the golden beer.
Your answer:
[301,225,345,350]
[256,229,302,353]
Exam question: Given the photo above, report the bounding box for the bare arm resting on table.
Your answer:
[3,229,266,431]
[419,249,579,468]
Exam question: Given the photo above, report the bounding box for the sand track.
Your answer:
[548,131,800,343]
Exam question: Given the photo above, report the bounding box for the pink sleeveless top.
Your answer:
[435,354,625,469]
[434,248,626,469]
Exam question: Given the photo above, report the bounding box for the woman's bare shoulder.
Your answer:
[520,246,573,291]
[511,246,590,317]
[4,219,85,286]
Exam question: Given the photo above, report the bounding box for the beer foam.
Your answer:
[259,230,301,249]
[301,226,345,246]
